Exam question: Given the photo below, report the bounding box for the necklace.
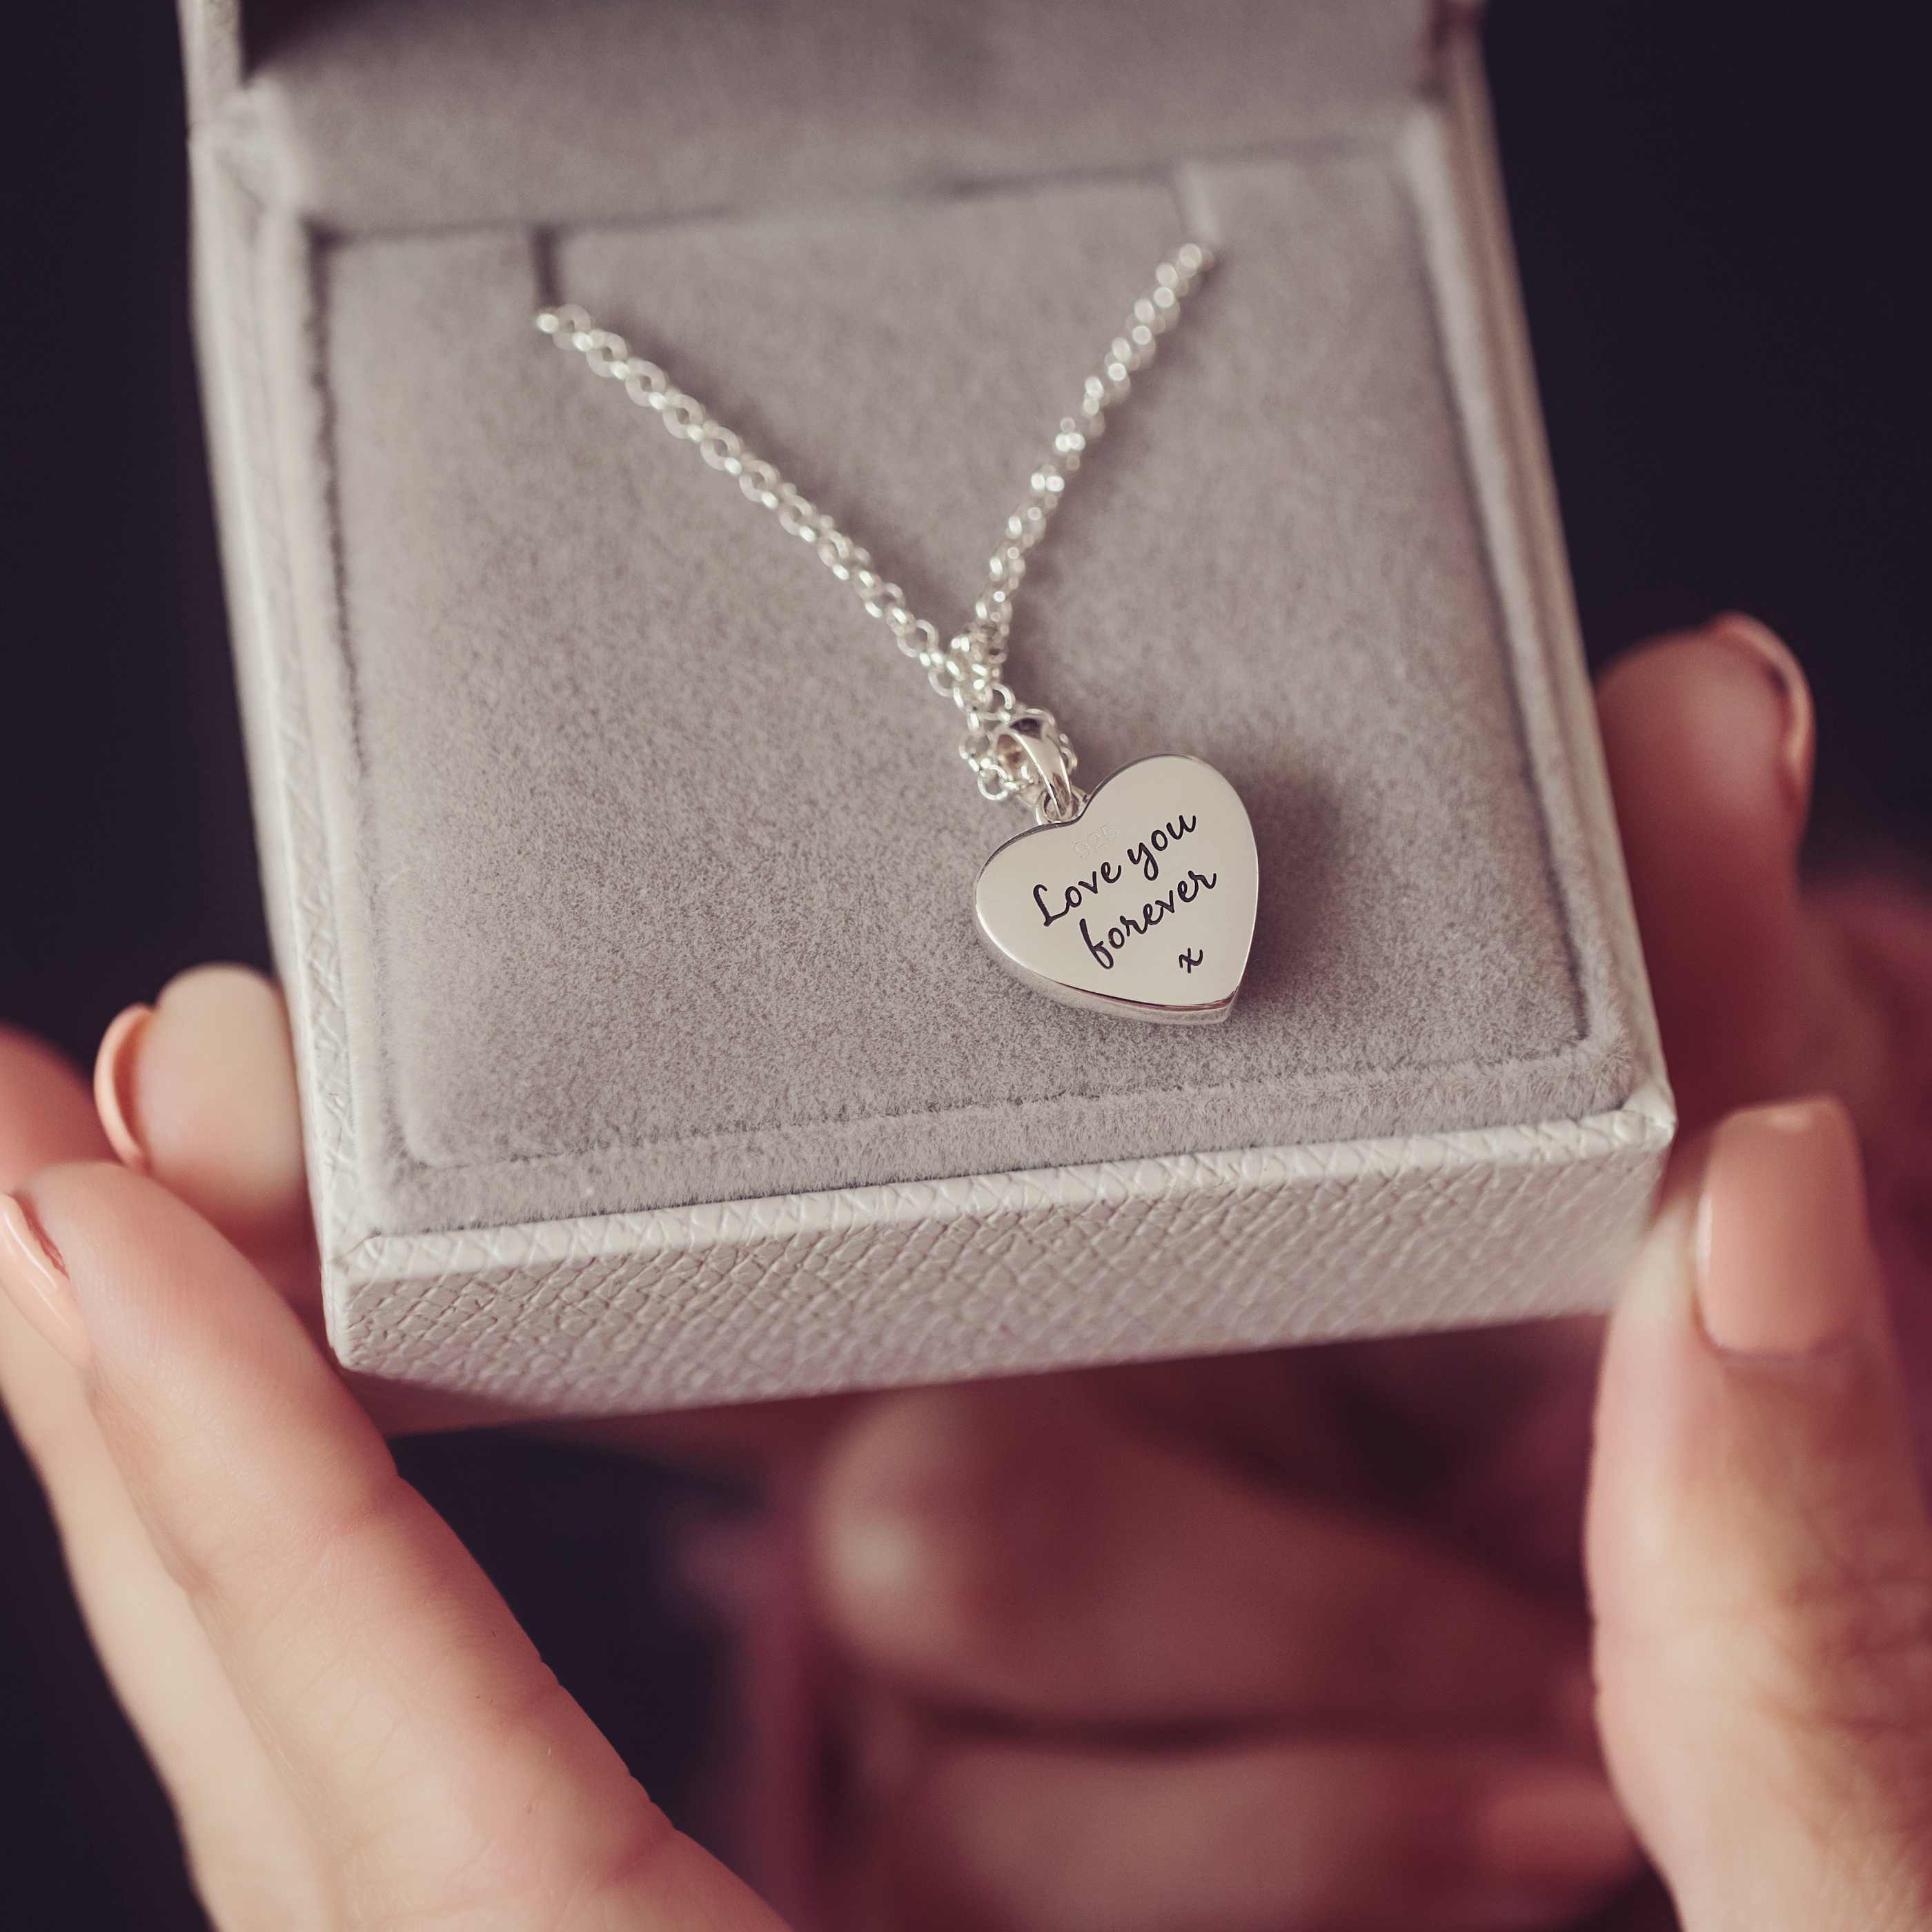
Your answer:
[536,241,1258,1024]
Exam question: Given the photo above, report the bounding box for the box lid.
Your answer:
[181,0,1439,230]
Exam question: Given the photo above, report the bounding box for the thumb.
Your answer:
[0,1163,789,1931]
[1588,1098,1932,1932]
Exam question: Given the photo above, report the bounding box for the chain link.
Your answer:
[536,241,1214,812]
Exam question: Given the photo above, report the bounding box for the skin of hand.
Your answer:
[1590,1093,1932,1932]
[798,617,1932,1931]
[2,615,1929,1929]
[0,1055,793,1930]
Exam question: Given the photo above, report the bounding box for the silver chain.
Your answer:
[535,240,1214,818]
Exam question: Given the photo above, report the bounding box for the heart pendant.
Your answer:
[974,754,1259,1024]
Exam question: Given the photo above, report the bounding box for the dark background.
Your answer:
[3,1,1925,1921]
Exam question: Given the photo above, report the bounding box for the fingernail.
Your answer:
[94,1003,154,1171]
[1695,1096,1876,1355]
[1478,1768,1637,1888]
[0,1193,88,1368]
[1706,613,1814,821]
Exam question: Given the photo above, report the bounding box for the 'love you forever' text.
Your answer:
[1028,812,1220,971]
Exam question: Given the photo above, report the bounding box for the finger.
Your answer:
[0,1031,107,1390]
[0,1027,107,1175]
[1334,613,1809,1534]
[1341,620,1866,1557]
[93,964,313,1289]
[851,1733,1636,1932]
[811,1382,1593,1737]
[90,966,847,1456]
[0,1161,787,1931]
[1597,614,1813,1132]
[1808,874,1932,1172]
[0,1029,327,1919]
[1588,1097,1932,1932]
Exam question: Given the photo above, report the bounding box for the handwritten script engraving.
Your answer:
[1029,813,1219,974]
[973,756,1257,1025]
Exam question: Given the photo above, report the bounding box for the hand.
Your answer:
[77,964,849,1473]
[7,616,1926,1929]
[0,1054,793,1930]
[808,1370,1628,1932]
[1590,1095,1932,1931]
[804,616,1932,1929]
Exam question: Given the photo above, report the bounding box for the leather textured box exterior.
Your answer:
[181,1,1674,1414]
[334,1109,1670,1413]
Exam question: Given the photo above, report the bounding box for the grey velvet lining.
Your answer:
[237,0,1432,230]
[247,131,1639,1240]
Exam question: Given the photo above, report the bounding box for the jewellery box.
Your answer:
[179,0,1675,1417]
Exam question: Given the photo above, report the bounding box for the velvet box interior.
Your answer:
[180,0,1674,1415]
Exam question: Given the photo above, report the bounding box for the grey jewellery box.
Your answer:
[180,0,1675,1416]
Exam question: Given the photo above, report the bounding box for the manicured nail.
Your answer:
[94,1003,154,1171]
[1695,1096,1875,1356]
[1478,1768,1637,1888]
[1706,613,1814,822]
[0,1193,88,1368]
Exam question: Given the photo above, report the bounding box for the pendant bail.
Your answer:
[992,711,1085,825]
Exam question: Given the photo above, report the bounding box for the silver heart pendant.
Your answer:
[974,754,1259,1024]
